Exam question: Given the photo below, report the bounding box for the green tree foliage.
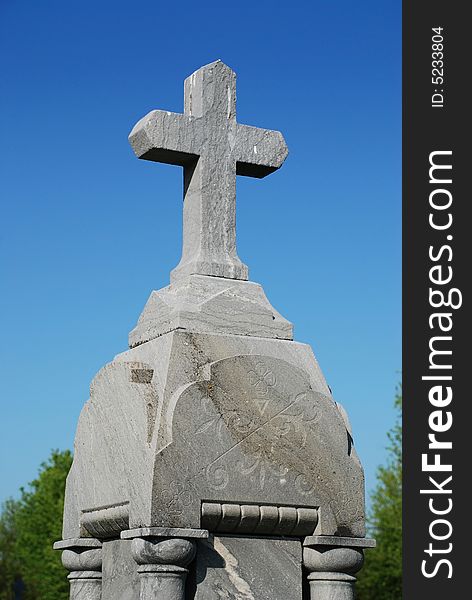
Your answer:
[357,390,402,599]
[0,450,72,600]
[0,499,21,599]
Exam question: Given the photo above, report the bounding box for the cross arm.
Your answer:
[235,124,289,178]
[128,110,198,166]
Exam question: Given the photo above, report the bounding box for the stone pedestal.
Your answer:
[53,539,102,600]
[303,536,375,600]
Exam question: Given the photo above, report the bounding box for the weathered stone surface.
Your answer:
[63,360,155,538]
[129,274,293,347]
[102,540,139,600]
[129,60,288,283]
[148,352,363,535]
[63,331,364,540]
[66,573,102,600]
[192,535,302,600]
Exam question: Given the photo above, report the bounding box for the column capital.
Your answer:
[131,537,196,569]
[53,538,102,599]
[303,535,375,575]
[302,537,375,600]
[53,538,103,574]
[303,546,365,576]
[122,529,207,600]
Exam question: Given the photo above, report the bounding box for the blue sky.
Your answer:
[0,1,400,504]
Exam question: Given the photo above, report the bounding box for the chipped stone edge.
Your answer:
[303,536,376,548]
[53,538,102,550]
[121,527,209,540]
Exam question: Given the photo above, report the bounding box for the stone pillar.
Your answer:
[121,527,208,600]
[131,537,195,599]
[303,536,375,600]
[53,539,102,600]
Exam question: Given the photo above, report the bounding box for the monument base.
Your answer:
[100,536,303,600]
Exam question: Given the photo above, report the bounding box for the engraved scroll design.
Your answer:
[236,447,289,490]
[329,486,365,534]
[205,462,230,491]
[193,358,322,496]
[234,388,321,494]
[195,394,254,442]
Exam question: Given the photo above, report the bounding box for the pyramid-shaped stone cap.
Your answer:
[129,274,293,347]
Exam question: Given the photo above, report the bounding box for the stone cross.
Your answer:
[129,60,288,282]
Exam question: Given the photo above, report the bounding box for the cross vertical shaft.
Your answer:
[178,62,243,281]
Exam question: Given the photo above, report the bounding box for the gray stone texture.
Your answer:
[192,535,302,600]
[101,540,140,600]
[66,575,102,600]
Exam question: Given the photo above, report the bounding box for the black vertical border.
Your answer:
[403,2,468,597]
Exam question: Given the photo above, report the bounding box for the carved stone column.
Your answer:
[53,539,102,600]
[303,536,375,600]
[122,527,208,600]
